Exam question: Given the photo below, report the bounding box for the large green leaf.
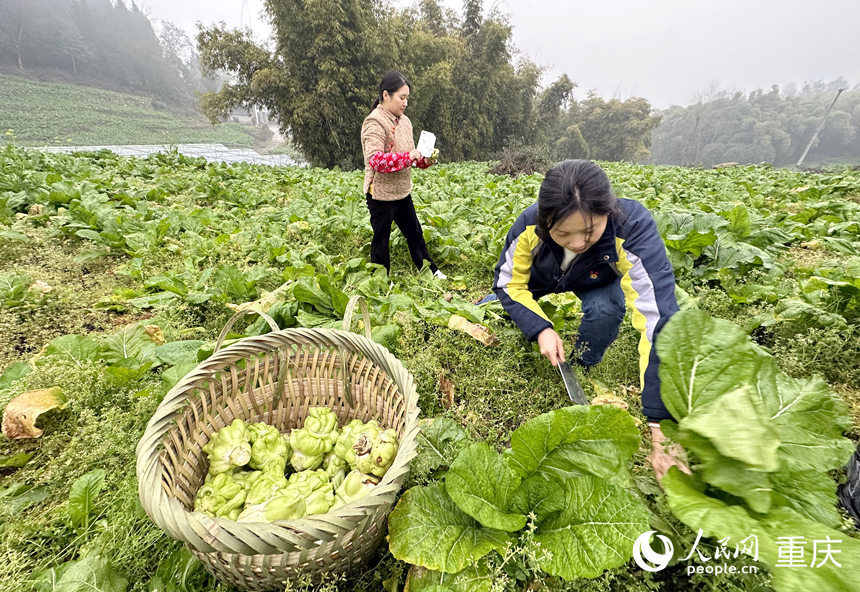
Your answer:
[706,238,772,271]
[41,554,128,592]
[664,230,717,258]
[69,469,106,531]
[405,562,493,592]
[534,476,650,580]
[293,277,332,311]
[152,340,205,366]
[415,417,472,472]
[752,358,854,471]
[387,483,512,574]
[160,360,198,391]
[663,469,860,592]
[446,442,526,532]
[657,310,765,420]
[0,483,49,516]
[0,452,34,468]
[0,361,32,388]
[673,425,775,514]
[769,461,842,528]
[720,204,752,239]
[506,405,640,484]
[45,335,100,367]
[99,325,158,366]
[658,310,854,521]
[371,324,402,352]
[507,474,567,523]
[679,385,779,471]
[317,275,348,316]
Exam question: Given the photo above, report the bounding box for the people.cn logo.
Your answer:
[632,530,674,572]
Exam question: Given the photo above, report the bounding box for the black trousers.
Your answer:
[365,194,437,273]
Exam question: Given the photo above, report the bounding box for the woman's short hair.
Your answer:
[536,159,621,240]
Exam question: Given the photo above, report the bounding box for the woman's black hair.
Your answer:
[536,159,622,241]
[371,70,411,112]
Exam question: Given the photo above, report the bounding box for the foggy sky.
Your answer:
[138,0,860,108]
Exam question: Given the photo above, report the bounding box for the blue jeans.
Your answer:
[479,280,626,366]
[574,280,626,366]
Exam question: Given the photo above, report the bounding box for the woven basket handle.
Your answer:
[340,295,371,408]
[342,295,372,338]
[214,309,280,353]
[213,310,289,405]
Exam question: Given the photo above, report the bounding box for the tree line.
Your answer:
[0,0,208,105]
[651,80,860,167]
[197,0,660,168]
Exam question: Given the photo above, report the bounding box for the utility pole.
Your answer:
[795,88,845,168]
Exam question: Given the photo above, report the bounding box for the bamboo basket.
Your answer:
[136,297,420,591]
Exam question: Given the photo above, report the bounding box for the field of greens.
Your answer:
[1,143,858,592]
[0,74,265,148]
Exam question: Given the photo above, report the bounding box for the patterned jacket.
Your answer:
[492,199,679,421]
[361,106,429,201]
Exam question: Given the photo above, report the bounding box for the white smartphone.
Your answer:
[416,130,436,158]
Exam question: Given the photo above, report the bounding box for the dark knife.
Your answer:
[558,360,589,405]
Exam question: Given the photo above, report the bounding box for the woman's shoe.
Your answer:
[433,269,447,280]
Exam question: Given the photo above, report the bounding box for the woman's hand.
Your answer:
[648,423,691,482]
[408,148,421,161]
[537,327,565,366]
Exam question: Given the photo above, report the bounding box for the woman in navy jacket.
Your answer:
[492,159,687,479]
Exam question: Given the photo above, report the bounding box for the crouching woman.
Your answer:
[492,159,688,480]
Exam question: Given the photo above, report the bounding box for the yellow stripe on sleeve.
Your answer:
[505,226,550,322]
[616,237,652,385]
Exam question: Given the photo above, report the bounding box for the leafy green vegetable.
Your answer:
[0,451,34,468]
[388,483,513,574]
[388,406,647,581]
[405,561,493,592]
[38,554,128,592]
[659,310,854,527]
[45,335,100,367]
[0,483,49,516]
[415,417,471,472]
[664,469,860,592]
[0,361,32,389]
[505,405,640,486]
[68,469,106,532]
[658,310,859,591]
[533,476,650,580]
[446,442,526,532]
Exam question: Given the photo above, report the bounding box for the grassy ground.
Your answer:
[0,74,267,148]
[0,151,857,592]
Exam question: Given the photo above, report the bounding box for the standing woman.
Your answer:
[492,159,688,480]
[361,70,446,279]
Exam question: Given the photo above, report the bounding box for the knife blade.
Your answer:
[558,360,589,405]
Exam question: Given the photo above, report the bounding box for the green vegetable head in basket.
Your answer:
[237,488,307,522]
[332,469,380,509]
[247,422,290,474]
[202,418,252,475]
[194,472,248,520]
[354,428,399,478]
[335,419,381,468]
[289,408,340,471]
